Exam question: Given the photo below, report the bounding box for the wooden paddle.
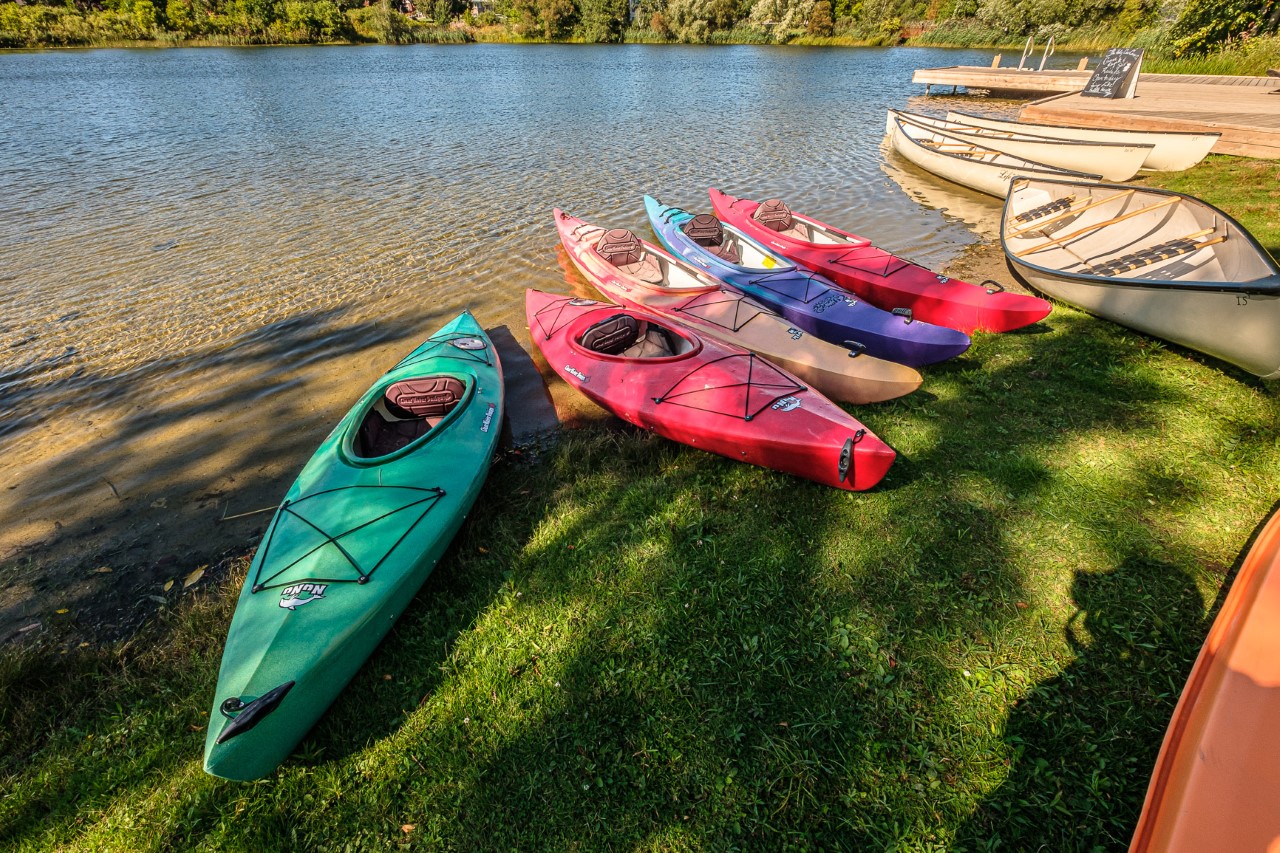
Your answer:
[1013,195,1182,257]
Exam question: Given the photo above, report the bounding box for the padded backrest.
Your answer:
[596,229,644,267]
[682,213,726,247]
[384,377,466,419]
[579,314,640,355]
[753,198,794,232]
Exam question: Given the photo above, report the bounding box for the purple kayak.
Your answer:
[645,195,971,367]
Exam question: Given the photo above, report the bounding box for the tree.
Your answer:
[1171,0,1277,54]
[807,0,833,32]
[578,0,628,40]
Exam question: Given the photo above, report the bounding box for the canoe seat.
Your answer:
[580,314,678,358]
[1084,236,1222,277]
[752,198,809,241]
[595,228,663,284]
[682,213,741,265]
[353,377,466,458]
[1013,195,1077,225]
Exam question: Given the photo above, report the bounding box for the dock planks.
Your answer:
[912,66,1280,160]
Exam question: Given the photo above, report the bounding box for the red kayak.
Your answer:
[525,289,895,491]
[709,187,1052,334]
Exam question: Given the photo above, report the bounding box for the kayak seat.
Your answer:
[682,214,743,265]
[621,324,677,358]
[580,314,640,355]
[752,198,809,241]
[595,228,664,284]
[353,377,466,458]
[384,377,466,422]
[580,314,680,358]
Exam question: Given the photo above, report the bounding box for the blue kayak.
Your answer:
[644,195,971,367]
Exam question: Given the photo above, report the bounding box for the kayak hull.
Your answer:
[525,289,895,491]
[643,195,971,367]
[204,312,504,781]
[709,187,1051,334]
[1131,510,1280,852]
[554,208,921,404]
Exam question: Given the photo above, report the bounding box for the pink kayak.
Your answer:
[525,288,896,491]
[554,208,922,405]
[709,187,1052,334]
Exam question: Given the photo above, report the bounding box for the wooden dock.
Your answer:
[1022,80,1280,160]
[912,66,1280,160]
[912,65,1280,96]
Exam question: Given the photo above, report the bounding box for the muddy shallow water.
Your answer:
[0,44,1041,643]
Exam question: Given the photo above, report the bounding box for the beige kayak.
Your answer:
[891,109,1152,181]
[1002,176,1280,378]
[886,113,1100,199]
[945,110,1219,173]
[554,209,922,404]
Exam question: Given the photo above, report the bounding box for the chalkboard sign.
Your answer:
[1081,48,1144,99]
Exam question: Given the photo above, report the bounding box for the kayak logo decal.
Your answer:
[812,292,854,314]
[771,396,802,412]
[787,327,804,341]
[565,365,588,382]
[279,583,328,611]
[480,403,496,433]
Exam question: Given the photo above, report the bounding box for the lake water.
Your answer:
[0,43,1033,591]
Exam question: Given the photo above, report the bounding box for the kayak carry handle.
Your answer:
[843,341,867,358]
[837,429,866,483]
[983,279,1005,294]
[215,681,296,744]
[892,307,913,324]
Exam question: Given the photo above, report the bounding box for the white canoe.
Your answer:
[892,109,1151,181]
[946,110,1220,172]
[1002,176,1280,378]
[886,113,1099,199]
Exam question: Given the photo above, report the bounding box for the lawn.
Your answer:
[1,158,1278,851]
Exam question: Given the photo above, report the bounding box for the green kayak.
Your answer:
[204,311,504,781]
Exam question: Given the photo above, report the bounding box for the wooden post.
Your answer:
[991,54,1002,68]
[1077,57,1088,71]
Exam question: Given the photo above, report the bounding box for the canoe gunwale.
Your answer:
[888,116,1102,194]
[1001,176,1280,296]
[892,108,1156,152]
[949,108,1222,140]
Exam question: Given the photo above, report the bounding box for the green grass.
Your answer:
[1142,156,1280,261]
[3,166,1279,849]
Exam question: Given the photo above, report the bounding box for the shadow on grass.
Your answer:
[2,302,1277,850]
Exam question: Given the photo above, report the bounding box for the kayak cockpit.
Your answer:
[353,376,468,459]
[751,198,860,247]
[681,212,791,271]
[574,313,698,360]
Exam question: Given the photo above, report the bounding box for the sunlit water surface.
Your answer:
[0,44,1039,562]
